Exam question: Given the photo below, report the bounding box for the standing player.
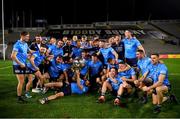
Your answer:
[11,31,31,103]
[122,30,145,67]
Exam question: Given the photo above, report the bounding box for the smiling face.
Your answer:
[109,68,117,78]
[151,54,159,65]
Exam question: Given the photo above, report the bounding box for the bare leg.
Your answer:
[16,74,25,96]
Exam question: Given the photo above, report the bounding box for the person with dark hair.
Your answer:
[39,70,89,104]
[97,39,119,66]
[88,53,103,91]
[142,54,177,113]
[98,67,123,104]
[111,34,125,61]
[133,49,152,103]
[11,31,31,103]
[122,30,145,67]
[112,61,136,106]
[26,44,48,95]
[63,38,74,58]
[29,34,45,90]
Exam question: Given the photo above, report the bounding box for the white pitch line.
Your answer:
[0,66,12,70]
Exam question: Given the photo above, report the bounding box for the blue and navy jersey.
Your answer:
[122,37,141,59]
[137,57,151,75]
[54,46,63,58]
[72,47,83,58]
[107,77,123,91]
[27,51,45,71]
[71,79,88,94]
[80,60,89,76]
[12,40,29,65]
[118,68,136,79]
[111,42,125,60]
[99,47,116,64]
[48,59,66,78]
[147,63,170,86]
[88,60,103,76]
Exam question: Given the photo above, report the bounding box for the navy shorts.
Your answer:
[13,65,34,74]
[125,58,137,67]
[59,82,71,96]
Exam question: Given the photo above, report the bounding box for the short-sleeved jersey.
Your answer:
[48,58,66,78]
[88,60,103,76]
[27,51,45,71]
[122,37,141,59]
[137,57,151,75]
[71,79,88,94]
[12,40,29,65]
[107,77,123,90]
[99,47,116,64]
[47,44,56,55]
[118,68,136,79]
[147,63,170,86]
[54,46,63,58]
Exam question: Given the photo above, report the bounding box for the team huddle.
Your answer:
[11,30,178,113]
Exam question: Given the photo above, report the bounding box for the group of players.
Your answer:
[11,30,178,113]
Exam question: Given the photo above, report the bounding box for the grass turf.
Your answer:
[0,59,180,118]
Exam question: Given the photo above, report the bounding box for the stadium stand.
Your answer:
[1,21,180,59]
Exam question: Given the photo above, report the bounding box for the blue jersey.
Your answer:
[122,37,141,59]
[80,60,89,76]
[27,51,45,71]
[107,63,118,70]
[147,63,170,86]
[54,46,63,58]
[48,59,66,78]
[99,47,116,64]
[107,77,123,91]
[118,68,136,79]
[12,40,29,65]
[71,79,88,94]
[137,57,151,75]
[88,60,103,76]
[47,44,56,55]
[72,47,82,58]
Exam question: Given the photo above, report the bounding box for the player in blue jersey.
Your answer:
[38,70,89,104]
[72,40,83,58]
[53,40,64,58]
[88,53,103,91]
[133,50,152,103]
[11,31,31,103]
[97,39,118,66]
[143,54,177,113]
[98,67,123,104]
[122,30,145,67]
[26,44,48,96]
[46,37,57,57]
[40,55,68,94]
[111,61,136,106]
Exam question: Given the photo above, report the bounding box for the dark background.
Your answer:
[1,0,180,27]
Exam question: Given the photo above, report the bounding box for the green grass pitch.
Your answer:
[0,59,180,118]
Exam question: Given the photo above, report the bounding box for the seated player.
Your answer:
[98,67,123,104]
[38,70,90,104]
